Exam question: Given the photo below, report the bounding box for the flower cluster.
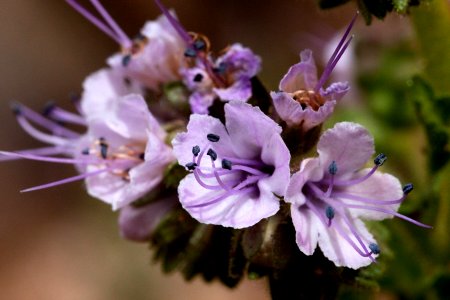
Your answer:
[1,0,430,274]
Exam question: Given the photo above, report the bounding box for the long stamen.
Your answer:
[344,204,432,228]
[90,0,132,47]
[44,103,87,126]
[15,115,70,146]
[0,151,100,165]
[187,187,254,209]
[153,0,191,44]
[314,12,358,92]
[0,146,67,162]
[65,0,123,44]
[333,192,407,205]
[15,103,80,139]
[21,167,112,193]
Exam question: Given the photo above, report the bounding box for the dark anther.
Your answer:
[133,33,146,41]
[11,103,22,115]
[207,149,217,161]
[207,133,220,142]
[139,153,145,160]
[99,139,108,159]
[222,159,232,170]
[184,48,197,57]
[213,62,227,75]
[81,148,90,155]
[369,243,380,255]
[122,55,132,67]
[374,153,387,166]
[123,77,132,86]
[193,73,203,82]
[42,101,56,116]
[403,183,413,195]
[325,206,335,220]
[185,162,197,171]
[192,145,200,157]
[193,39,206,51]
[328,161,338,175]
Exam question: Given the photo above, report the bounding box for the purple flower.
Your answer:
[285,122,431,269]
[181,44,261,114]
[1,94,174,210]
[270,16,357,131]
[154,0,261,114]
[67,0,185,91]
[119,197,177,242]
[172,101,290,228]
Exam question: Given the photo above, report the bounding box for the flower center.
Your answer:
[183,133,273,208]
[82,137,145,181]
[292,89,325,111]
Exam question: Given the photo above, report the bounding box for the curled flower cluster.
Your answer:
[1,0,430,273]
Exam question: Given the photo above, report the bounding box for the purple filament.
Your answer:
[153,0,191,44]
[314,12,358,92]
[21,166,113,193]
[47,106,87,126]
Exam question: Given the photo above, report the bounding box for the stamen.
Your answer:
[154,0,191,44]
[185,162,197,170]
[99,139,108,159]
[0,146,66,162]
[15,114,71,146]
[192,145,200,157]
[325,205,335,227]
[0,151,99,165]
[66,0,124,45]
[13,103,80,139]
[403,183,413,195]
[221,159,232,170]
[207,133,220,142]
[207,148,217,161]
[333,192,407,205]
[374,153,387,166]
[344,204,433,228]
[368,243,380,255]
[328,160,338,175]
[184,48,197,58]
[314,12,358,92]
[20,167,112,193]
[193,73,203,82]
[89,0,132,48]
[43,103,87,126]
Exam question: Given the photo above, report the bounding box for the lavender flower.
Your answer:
[154,0,261,114]
[67,0,185,91]
[270,16,357,131]
[172,101,290,228]
[285,122,431,269]
[1,94,174,210]
[181,44,262,114]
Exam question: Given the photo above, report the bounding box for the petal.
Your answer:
[118,197,177,242]
[214,77,252,101]
[339,168,403,220]
[317,217,377,269]
[271,91,304,127]
[178,173,279,228]
[259,134,291,197]
[285,158,322,206]
[271,92,336,130]
[218,43,261,78]
[279,49,318,92]
[188,92,216,114]
[81,69,142,118]
[224,101,281,159]
[291,205,321,255]
[322,81,349,102]
[172,114,234,166]
[317,122,374,175]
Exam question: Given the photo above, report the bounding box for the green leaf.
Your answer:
[393,0,409,13]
